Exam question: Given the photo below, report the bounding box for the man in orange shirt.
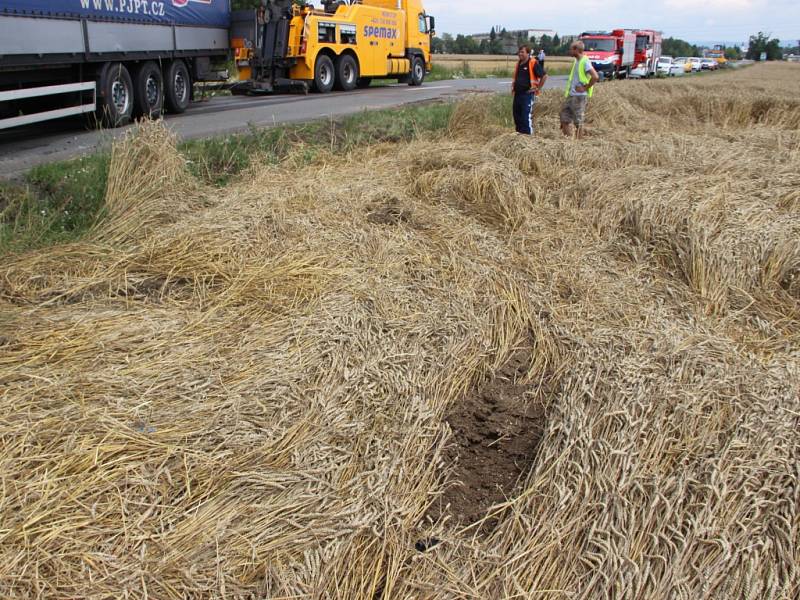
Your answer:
[512,45,547,135]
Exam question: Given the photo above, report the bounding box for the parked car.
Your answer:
[688,57,703,72]
[700,58,718,70]
[657,56,684,76]
[657,56,673,75]
[669,61,686,76]
[674,57,694,73]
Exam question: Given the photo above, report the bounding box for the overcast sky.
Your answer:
[424,0,799,44]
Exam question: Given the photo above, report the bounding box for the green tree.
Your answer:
[724,46,741,60]
[662,37,697,57]
[440,33,455,54]
[487,26,503,54]
[539,34,552,54]
[431,35,445,54]
[453,34,479,54]
[765,38,782,60]
[747,31,782,60]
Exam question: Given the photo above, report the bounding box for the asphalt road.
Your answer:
[0,75,567,179]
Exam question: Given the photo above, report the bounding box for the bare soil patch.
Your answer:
[431,347,548,529]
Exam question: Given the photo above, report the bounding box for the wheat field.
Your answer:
[1,63,799,598]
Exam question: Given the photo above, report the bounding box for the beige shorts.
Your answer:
[560,96,588,126]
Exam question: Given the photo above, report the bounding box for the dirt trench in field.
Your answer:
[429,346,550,530]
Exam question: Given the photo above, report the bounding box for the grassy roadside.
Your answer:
[0,101,458,254]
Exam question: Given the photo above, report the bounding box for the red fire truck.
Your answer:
[631,30,663,78]
[579,29,636,80]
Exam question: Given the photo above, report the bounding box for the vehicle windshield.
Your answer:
[658,58,671,64]
[582,39,616,52]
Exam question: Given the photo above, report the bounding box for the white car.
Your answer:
[688,57,703,72]
[657,56,673,75]
[700,58,718,70]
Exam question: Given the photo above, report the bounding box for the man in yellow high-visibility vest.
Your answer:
[560,40,599,139]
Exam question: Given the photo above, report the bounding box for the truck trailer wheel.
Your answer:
[313,55,335,93]
[409,56,425,86]
[133,61,164,119]
[97,62,134,127]
[165,60,191,114]
[334,55,358,91]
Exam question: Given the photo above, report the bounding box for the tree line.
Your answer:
[432,28,574,55]
[745,32,790,61]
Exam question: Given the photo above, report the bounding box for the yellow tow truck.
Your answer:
[232,0,434,94]
[703,49,728,67]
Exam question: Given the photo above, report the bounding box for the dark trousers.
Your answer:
[513,92,534,135]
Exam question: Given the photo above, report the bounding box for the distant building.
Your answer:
[524,29,558,40]
[469,28,559,43]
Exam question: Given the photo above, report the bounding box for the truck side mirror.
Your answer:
[428,16,435,33]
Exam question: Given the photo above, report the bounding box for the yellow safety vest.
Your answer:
[565,55,594,98]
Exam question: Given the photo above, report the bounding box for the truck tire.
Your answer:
[334,54,359,91]
[97,62,134,127]
[313,55,335,93]
[356,77,372,89]
[132,61,164,119]
[409,56,425,86]
[165,60,191,114]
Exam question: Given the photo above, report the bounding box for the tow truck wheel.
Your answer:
[97,62,134,127]
[132,61,164,119]
[165,60,191,114]
[409,56,425,86]
[335,54,358,91]
[314,55,335,93]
